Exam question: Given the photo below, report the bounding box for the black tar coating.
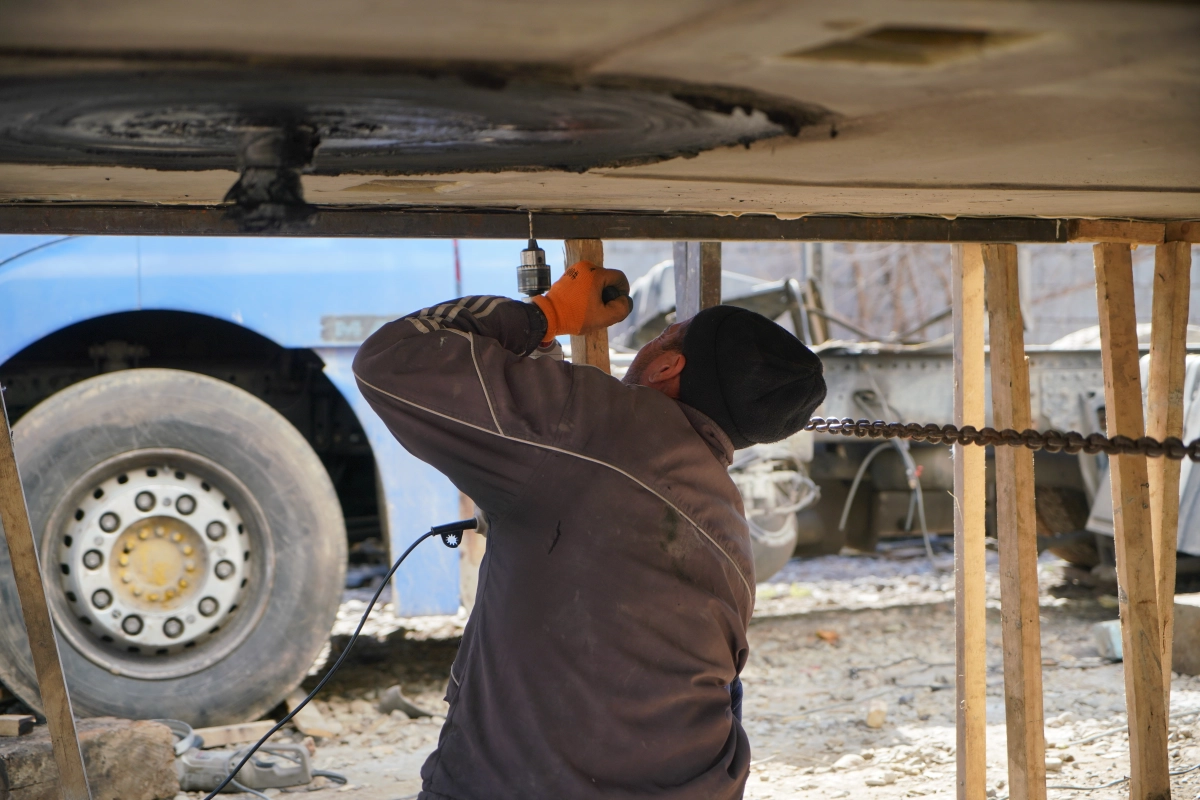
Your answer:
[679,305,826,450]
[0,65,828,176]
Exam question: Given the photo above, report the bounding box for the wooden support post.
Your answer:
[953,244,987,800]
[0,389,92,800]
[564,239,611,374]
[1094,243,1170,800]
[983,243,1046,800]
[673,241,722,322]
[1147,241,1191,713]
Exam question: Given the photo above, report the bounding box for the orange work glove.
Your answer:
[532,261,632,342]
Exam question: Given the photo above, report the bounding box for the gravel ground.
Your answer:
[169,546,1200,800]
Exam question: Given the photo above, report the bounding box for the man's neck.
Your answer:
[675,402,734,467]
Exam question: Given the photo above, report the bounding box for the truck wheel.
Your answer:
[0,369,346,727]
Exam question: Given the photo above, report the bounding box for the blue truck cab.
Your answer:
[0,234,546,725]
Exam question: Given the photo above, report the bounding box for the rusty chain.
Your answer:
[803,416,1200,462]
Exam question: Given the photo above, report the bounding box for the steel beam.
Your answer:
[0,204,1096,242]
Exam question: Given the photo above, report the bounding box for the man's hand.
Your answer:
[532,261,632,341]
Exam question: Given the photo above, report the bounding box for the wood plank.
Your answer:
[565,238,611,374]
[285,691,341,738]
[673,241,722,322]
[0,389,92,799]
[193,720,277,749]
[1093,242,1170,800]
[983,243,1046,800]
[0,714,36,737]
[1165,221,1200,244]
[1068,219,1165,245]
[952,244,987,800]
[1147,241,1191,714]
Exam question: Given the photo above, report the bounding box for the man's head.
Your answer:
[623,305,827,449]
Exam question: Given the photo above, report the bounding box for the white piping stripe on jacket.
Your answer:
[353,361,753,600]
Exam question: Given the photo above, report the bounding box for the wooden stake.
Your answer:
[1147,241,1191,713]
[0,388,92,800]
[565,239,611,374]
[1094,242,1171,800]
[674,241,722,322]
[983,243,1046,800]
[953,245,987,800]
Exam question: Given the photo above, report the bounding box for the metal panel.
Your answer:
[317,348,461,615]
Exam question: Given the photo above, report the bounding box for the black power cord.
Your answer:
[202,518,476,800]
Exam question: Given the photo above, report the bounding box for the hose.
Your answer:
[836,385,939,570]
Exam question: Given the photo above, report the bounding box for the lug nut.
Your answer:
[92,589,112,609]
[206,521,226,541]
[163,618,184,638]
[198,597,219,617]
[122,615,144,636]
[99,512,120,532]
[176,495,196,515]
[82,550,103,569]
[214,560,235,580]
[135,491,156,512]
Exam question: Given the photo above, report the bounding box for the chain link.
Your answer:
[803,417,1200,462]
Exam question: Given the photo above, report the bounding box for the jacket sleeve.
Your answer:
[352,296,578,516]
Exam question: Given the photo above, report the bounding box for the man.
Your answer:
[354,259,825,800]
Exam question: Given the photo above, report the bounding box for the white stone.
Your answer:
[864,769,898,786]
[833,753,866,770]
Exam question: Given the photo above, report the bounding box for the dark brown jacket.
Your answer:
[354,296,754,800]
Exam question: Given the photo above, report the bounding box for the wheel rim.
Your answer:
[42,448,275,680]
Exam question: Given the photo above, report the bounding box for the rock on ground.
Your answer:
[1,717,178,800]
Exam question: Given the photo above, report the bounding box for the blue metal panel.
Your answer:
[0,236,138,364]
[137,236,560,348]
[319,348,461,615]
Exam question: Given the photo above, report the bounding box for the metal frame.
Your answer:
[2,203,1192,242]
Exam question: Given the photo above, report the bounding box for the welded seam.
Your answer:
[352,372,753,599]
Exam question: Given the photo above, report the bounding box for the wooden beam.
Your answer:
[1147,241,1191,715]
[1094,242,1170,800]
[983,243,1046,800]
[674,241,722,322]
[0,714,36,737]
[565,239,611,374]
[0,390,92,800]
[1068,219,1166,245]
[192,721,276,749]
[953,244,987,800]
[1164,221,1200,244]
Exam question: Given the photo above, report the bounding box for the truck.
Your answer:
[613,257,1200,576]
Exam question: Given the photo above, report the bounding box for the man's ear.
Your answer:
[647,352,686,386]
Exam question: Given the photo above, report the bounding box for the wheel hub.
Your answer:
[58,465,248,654]
[110,516,208,611]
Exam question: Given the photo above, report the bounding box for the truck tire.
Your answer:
[0,369,346,727]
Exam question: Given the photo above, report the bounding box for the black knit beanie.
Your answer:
[679,305,826,449]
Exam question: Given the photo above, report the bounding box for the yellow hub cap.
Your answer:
[111,516,207,612]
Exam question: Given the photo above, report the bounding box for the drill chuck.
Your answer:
[518,238,551,296]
